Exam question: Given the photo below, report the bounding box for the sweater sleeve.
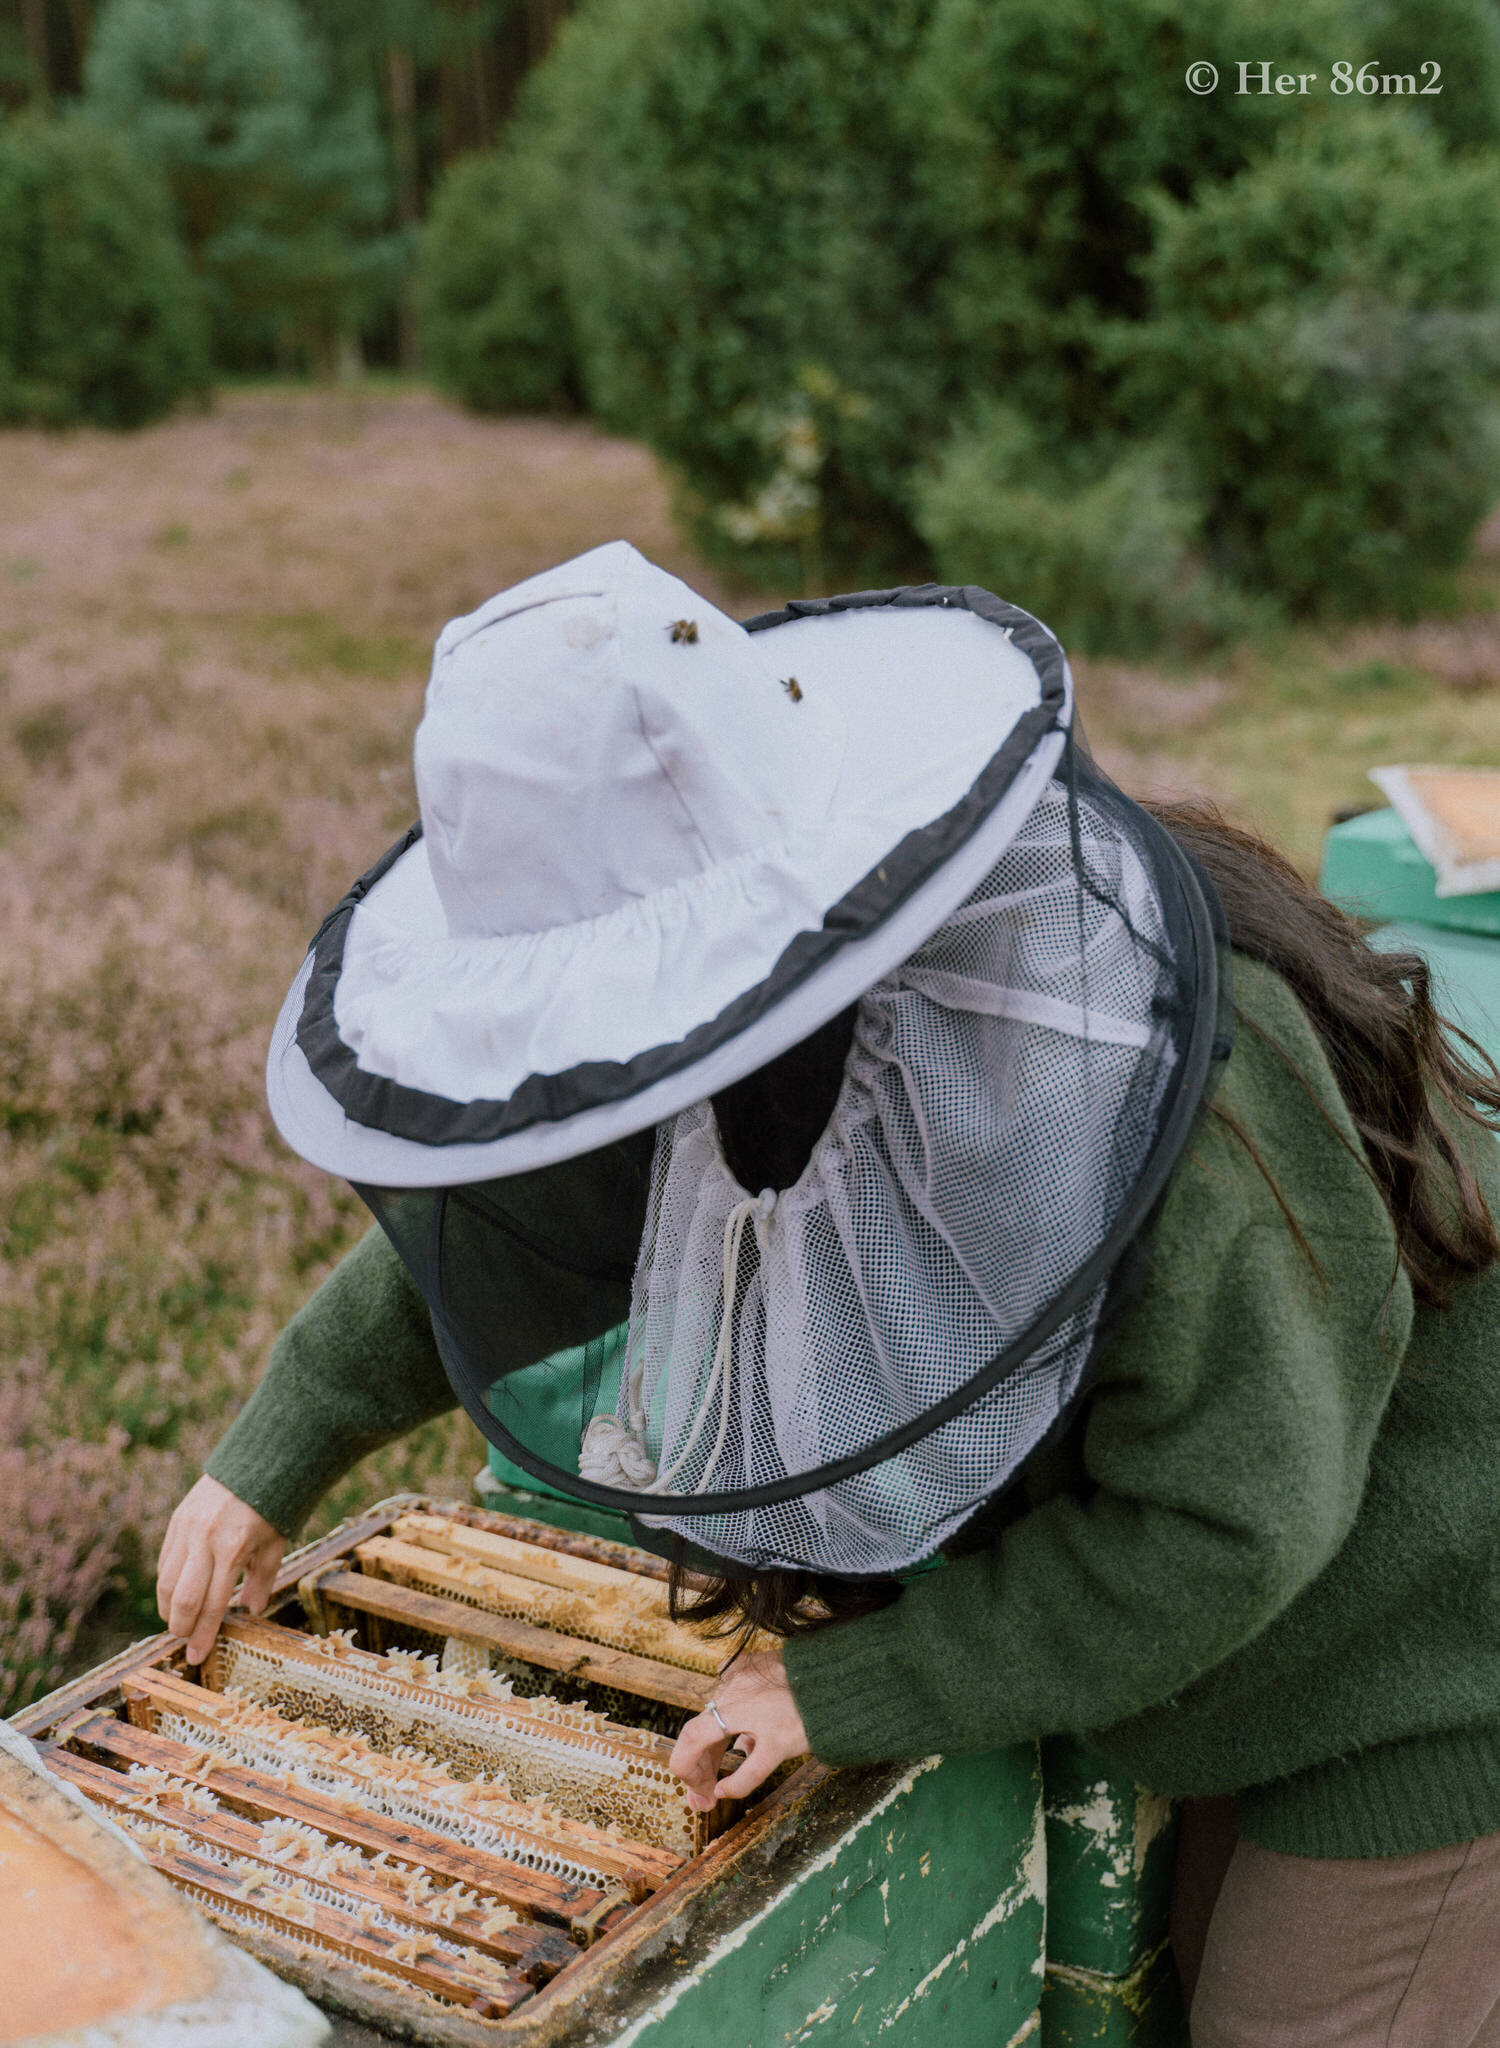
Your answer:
[205,1226,455,1539]
[784,1104,1414,1765]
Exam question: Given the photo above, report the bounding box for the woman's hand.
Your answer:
[156,1475,286,1665]
[670,1647,809,1810]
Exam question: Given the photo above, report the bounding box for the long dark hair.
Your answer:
[671,800,1500,1647]
[1156,801,1500,1305]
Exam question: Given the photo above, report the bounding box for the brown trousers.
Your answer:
[1172,1798,1500,2047]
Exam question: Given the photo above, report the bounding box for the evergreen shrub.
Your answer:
[0,116,207,429]
[1132,116,1500,613]
[85,0,399,371]
[424,0,1500,632]
[913,409,1255,655]
[424,0,951,587]
[420,127,579,415]
[912,0,1357,441]
[1356,0,1500,153]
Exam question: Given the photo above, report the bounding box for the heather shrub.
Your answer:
[1132,116,1500,613]
[0,1370,181,1712]
[0,861,479,1712]
[0,116,207,428]
[0,399,527,1707]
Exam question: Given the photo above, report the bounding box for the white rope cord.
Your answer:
[650,1188,771,1493]
[580,1188,774,1496]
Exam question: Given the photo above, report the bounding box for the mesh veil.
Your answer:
[357,756,1228,1579]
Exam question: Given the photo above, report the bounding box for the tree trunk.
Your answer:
[22,0,50,109]
[493,0,574,126]
[469,0,496,144]
[385,44,422,373]
[524,0,572,68]
[63,0,93,84]
[437,0,500,162]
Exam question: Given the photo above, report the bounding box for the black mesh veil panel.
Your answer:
[355,744,1231,1579]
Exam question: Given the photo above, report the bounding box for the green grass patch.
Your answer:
[253,610,428,681]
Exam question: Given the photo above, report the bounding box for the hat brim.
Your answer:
[267,587,1071,1187]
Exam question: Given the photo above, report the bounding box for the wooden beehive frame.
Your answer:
[356,1511,723,1675]
[16,1495,842,2042]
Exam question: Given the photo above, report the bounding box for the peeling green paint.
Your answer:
[607,1748,1047,2047]
[1039,1938,1188,2046]
[1041,1739,1179,1984]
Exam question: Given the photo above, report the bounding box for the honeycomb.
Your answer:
[31,1500,750,2030]
[115,1808,533,2017]
[208,1619,700,1852]
[129,1670,675,1892]
[360,1514,723,1675]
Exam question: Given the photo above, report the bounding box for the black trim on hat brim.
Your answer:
[295,585,1068,1149]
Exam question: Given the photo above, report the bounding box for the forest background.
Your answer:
[2,0,1498,1714]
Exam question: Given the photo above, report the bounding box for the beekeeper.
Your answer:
[158,543,1500,2045]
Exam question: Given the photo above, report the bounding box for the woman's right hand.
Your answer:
[156,1474,286,1665]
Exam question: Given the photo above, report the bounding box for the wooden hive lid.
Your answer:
[0,1731,324,2046]
[1372,763,1500,896]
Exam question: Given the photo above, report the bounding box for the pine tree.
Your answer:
[85,0,403,371]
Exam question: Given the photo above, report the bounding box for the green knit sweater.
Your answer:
[208,957,1500,1860]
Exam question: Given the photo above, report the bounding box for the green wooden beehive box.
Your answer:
[1320,805,1500,1062]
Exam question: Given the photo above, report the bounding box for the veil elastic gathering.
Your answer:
[575,777,1191,1576]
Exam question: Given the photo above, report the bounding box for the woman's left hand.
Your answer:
[670,1647,809,1810]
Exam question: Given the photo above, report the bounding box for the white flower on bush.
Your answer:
[717,366,869,568]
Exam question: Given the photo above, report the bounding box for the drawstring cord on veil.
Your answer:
[579,1186,775,1495]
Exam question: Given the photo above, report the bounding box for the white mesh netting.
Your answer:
[586,783,1179,1575]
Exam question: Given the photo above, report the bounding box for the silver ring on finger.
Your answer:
[706,1698,729,1736]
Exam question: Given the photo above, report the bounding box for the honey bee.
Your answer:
[781,677,803,702]
[670,618,699,644]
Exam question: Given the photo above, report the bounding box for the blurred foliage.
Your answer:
[423,0,949,587]
[3,1,579,381]
[913,411,1262,656]
[1132,115,1500,615]
[418,0,1500,641]
[0,114,209,428]
[913,0,1355,442]
[84,0,402,371]
[420,104,580,412]
[1352,0,1500,152]
[0,18,34,112]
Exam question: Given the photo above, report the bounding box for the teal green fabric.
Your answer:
[208,955,1500,1859]
[485,1329,626,1502]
